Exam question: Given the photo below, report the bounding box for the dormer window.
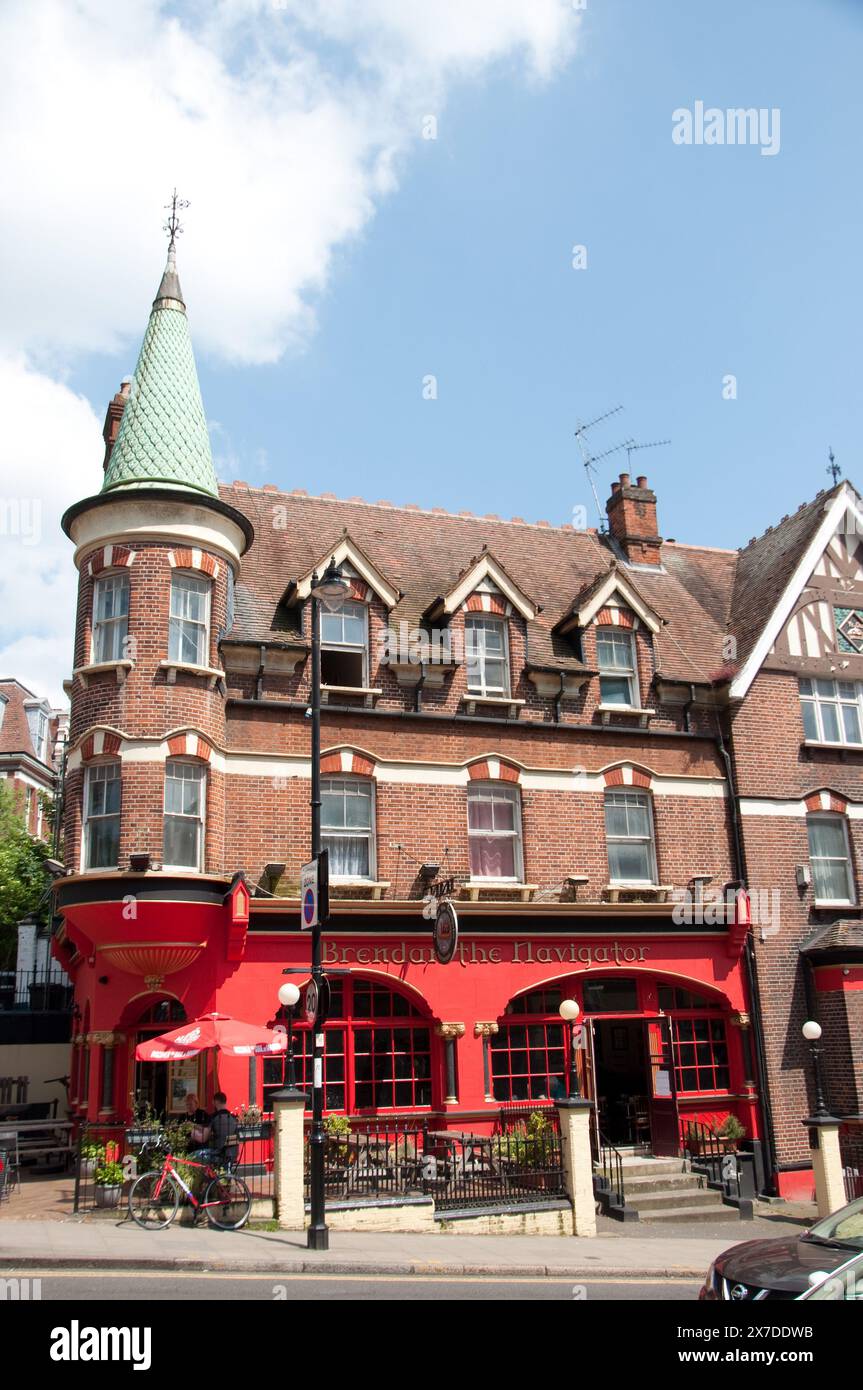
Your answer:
[92,573,130,663]
[597,628,638,707]
[169,573,211,666]
[321,599,368,687]
[465,616,510,697]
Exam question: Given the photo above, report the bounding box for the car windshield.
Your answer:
[806,1195,863,1249]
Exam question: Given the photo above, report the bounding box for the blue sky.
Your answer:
[2,0,862,701]
[74,0,862,548]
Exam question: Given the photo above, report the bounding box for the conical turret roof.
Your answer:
[101,243,218,497]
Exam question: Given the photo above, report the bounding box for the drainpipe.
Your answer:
[255,644,266,701]
[681,683,696,734]
[715,720,778,1194]
[554,673,566,723]
[415,663,426,714]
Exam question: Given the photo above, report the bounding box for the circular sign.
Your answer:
[302,887,316,928]
[433,900,459,965]
[304,977,319,1025]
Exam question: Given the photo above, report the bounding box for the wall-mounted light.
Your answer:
[795,864,812,890]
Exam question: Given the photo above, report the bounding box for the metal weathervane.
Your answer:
[163,189,190,248]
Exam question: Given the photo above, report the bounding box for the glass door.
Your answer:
[644,1017,679,1156]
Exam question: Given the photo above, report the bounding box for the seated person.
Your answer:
[182,1093,209,1128]
[191,1092,239,1171]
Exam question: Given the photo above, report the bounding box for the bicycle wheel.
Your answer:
[204,1173,251,1230]
[128,1170,180,1230]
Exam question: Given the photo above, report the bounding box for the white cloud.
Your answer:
[0,358,103,707]
[0,0,580,700]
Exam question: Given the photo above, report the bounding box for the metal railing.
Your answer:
[306,1114,568,1212]
[839,1124,863,1202]
[595,1129,627,1210]
[73,1119,275,1213]
[0,966,72,1012]
[679,1119,742,1202]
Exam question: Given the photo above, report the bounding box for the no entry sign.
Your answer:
[300,852,329,930]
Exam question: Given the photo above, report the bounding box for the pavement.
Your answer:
[0,1206,816,1279]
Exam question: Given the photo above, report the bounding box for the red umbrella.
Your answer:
[135,1012,288,1062]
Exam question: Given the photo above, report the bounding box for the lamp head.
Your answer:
[312,560,350,604]
[278,983,301,1009]
[802,1020,822,1042]
[559,999,580,1022]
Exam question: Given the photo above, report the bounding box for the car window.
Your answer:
[809,1195,863,1247]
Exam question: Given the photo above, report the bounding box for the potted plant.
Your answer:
[716,1114,747,1152]
[94,1160,125,1208]
[324,1114,353,1163]
[503,1111,561,1192]
[237,1103,271,1140]
[79,1139,105,1178]
[125,1101,162,1148]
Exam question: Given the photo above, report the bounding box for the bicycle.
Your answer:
[128,1148,251,1231]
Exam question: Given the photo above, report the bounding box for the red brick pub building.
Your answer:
[55,244,863,1200]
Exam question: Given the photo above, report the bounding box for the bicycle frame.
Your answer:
[152,1152,234,1211]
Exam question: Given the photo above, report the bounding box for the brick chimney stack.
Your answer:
[606,472,662,565]
[101,377,132,471]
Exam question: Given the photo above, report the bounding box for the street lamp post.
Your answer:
[559,999,581,1099]
[802,1020,831,1120]
[306,560,349,1252]
[277,983,301,1090]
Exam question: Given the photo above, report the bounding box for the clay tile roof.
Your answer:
[218,486,746,682]
[0,680,40,758]
[728,486,842,668]
[800,919,863,957]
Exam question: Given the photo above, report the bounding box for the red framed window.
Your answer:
[491,988,567,1102]
[658,986,729,1093]
[262,978,432,1114]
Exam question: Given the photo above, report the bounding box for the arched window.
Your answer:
[263,978,432,1115]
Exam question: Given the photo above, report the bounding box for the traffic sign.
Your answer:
[304,976,319,1025]
[300,852,329,930]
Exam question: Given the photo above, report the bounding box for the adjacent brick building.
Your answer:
[53,239,862,1198]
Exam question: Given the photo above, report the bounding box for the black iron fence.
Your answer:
[307,1114,567,1212]
[73,1120,275,1213]
[595,1129,627,1210]
[680,1119,743,1202]
[840,1124,863,1202]
[0,966,72,1012]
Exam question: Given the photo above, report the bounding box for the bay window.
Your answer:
[467,782,523,880]
[84,762,122,869]
[597,627,638,706]
[465,616,510,697]
[321,776,375,879]
[92,573,130,664]
[168,573,210,666]
[807,813,855,904]
[163,761,205,870]
[799,677,863,745]
[604,790,657,884]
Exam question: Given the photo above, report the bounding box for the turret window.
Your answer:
[92,574,129,663]
[169,574,210,666]
[83,763,122,869]
[163,761,206,870]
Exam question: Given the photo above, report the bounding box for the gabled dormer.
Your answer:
[555,566,662,726]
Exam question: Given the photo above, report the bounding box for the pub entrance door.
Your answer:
[644,1016,680,1156]
[590,1017,651,1147]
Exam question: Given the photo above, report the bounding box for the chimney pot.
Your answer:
[610,481,621,494]
[636,475,648,488]
[619,473,630,487]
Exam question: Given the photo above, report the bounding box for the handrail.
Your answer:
[596,1128,626,1208]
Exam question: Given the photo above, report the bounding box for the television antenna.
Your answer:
[827,447,841,486]
[624,438,671,469]
[574,406,634,532]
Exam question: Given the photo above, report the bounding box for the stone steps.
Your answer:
[596,1152,737,1223]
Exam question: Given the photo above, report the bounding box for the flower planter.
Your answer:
[125,1129,162,1148]
[94,1184,122,1209]
[237,1123,271,1141]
